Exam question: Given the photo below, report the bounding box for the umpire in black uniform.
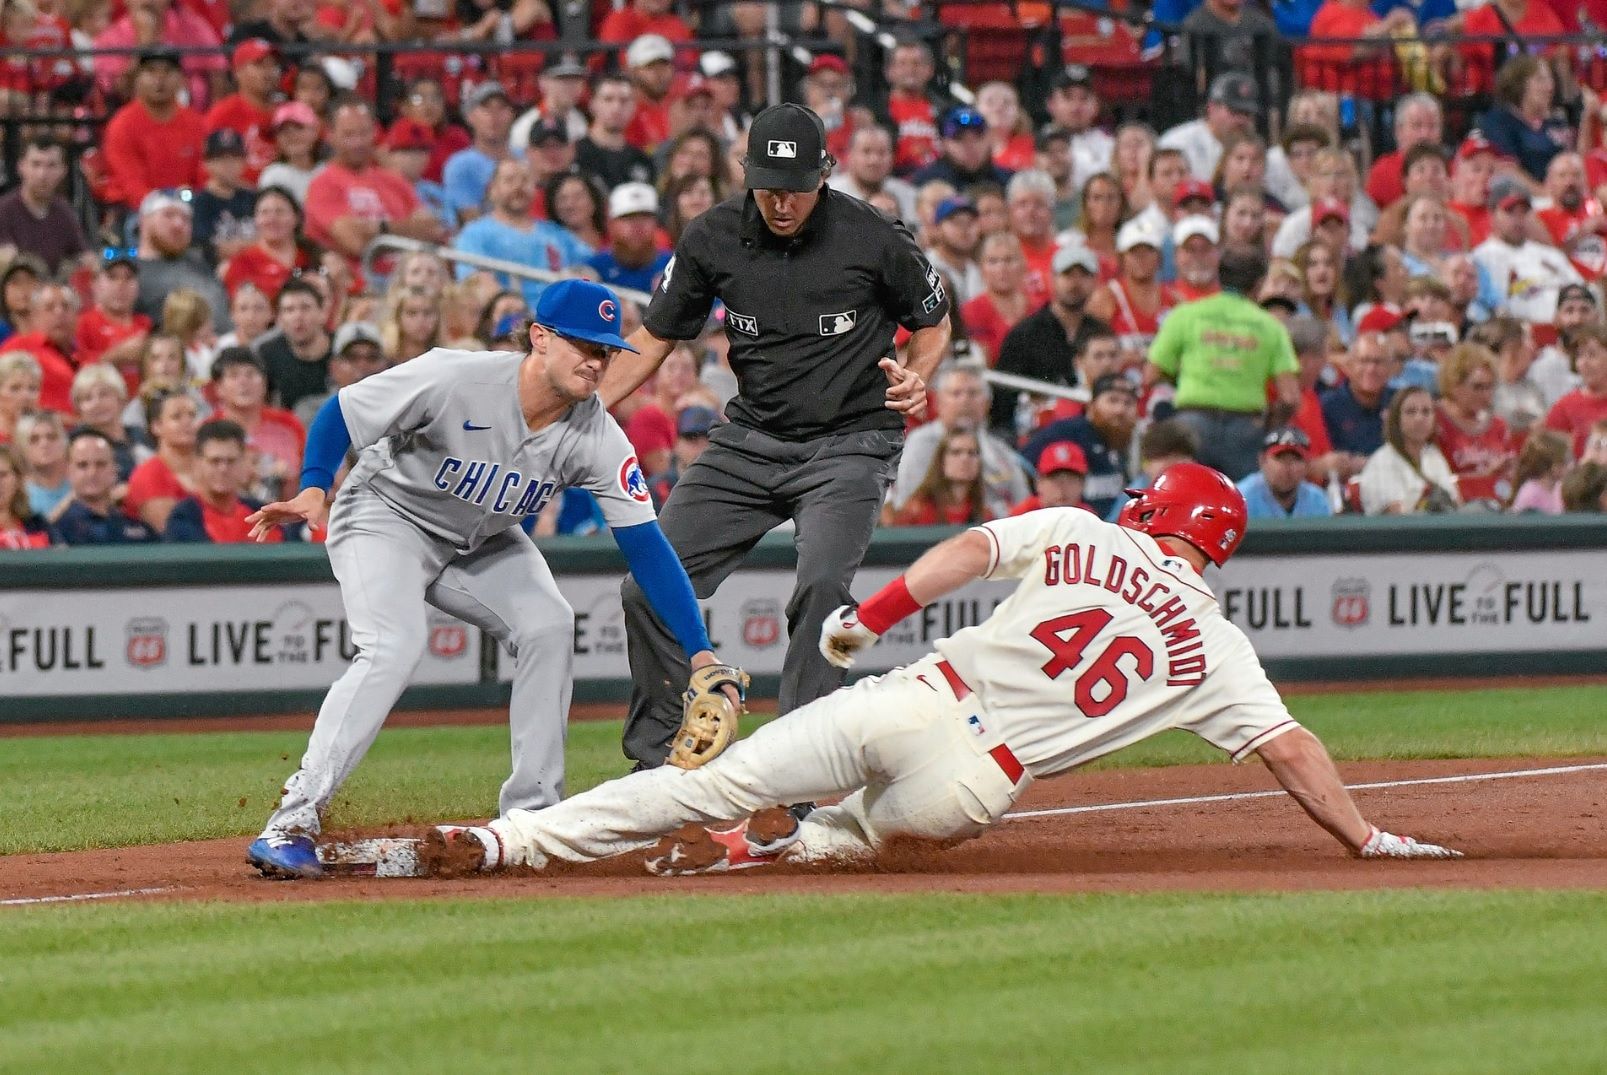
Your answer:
[601,102,953,767]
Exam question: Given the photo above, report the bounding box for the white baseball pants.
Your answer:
[490,655,1033,868]
[265,487,575,838]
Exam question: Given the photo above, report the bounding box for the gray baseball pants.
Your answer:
[620,422,901,767]
[263,487,574,837]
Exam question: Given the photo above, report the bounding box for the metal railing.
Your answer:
[364,234,655,307]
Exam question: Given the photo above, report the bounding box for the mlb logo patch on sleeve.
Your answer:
[819,310,857,336]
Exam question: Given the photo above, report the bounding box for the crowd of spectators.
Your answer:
[2,0,1607,552]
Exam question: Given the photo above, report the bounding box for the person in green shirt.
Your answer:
[1146,244,1301,480]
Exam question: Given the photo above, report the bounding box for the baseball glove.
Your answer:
[667,663,750,769]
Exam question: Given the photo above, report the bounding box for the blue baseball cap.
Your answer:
[941,107,987,138]
[534,279,638,353]
[934,196,978,224]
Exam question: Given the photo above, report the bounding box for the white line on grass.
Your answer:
[0,886,175,907]
[1005,762,1607,820]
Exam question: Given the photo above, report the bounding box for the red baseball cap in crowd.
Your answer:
[232,38,277,70]
[1357,305,1405,334]
[1311,197,1349,226]
[271,100,320,132]
[1456,130,1508,162]
[1040,441,1090,476]
[1262,426,1310,460]
[808,54,849,76]
[1172,178,1215,209]
[384,118,434,152]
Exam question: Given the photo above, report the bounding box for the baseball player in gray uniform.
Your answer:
[244,279,729,879]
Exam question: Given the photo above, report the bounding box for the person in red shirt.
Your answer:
[1008,439,1088,515]
[1545,324,1607,458]
[884,428,990,526]
[1086,216,1177,372]
[101,48,207,212]
[1457,0,1566,95]
[598,0,691,47]
[125,387,200,531]
[1535,152,1607,280]
[961,232,1033,366]
[1281,316,1341,477]
[304,97,447,271]
[1436,343,1514,503]
[393,77,468,185]
[93,0,226,108]
[205,39,281,185]
[74,254,151,388]
[209,347,304,501]
[0,281,78,413]
[1300,0,1415,99]
[222,186,314,302]
[1448,132,1503,248]
[164,418,293,543]
[1007,170,1058,310]
[1365,93,1444,209]
[622,34,677,152]
[0,442,53,548]
[882,39,943,176]
[801,55,861,162]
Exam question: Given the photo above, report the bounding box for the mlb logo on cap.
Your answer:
[744,103,828,192]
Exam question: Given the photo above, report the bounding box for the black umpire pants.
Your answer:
[621,421,902,767]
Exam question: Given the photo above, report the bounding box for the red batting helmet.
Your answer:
[1118,462,1247,567]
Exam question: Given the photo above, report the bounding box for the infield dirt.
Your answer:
[5,757,1604,905]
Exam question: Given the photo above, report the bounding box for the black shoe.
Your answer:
[787,802,816,823]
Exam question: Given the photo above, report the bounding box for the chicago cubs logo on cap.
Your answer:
[598,298,617,322]
[619,455,651,503]
[768,140,797,158]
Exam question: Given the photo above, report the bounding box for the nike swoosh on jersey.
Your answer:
[462,421,492,431]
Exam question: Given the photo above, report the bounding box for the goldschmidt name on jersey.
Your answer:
[1040,540,1207,687]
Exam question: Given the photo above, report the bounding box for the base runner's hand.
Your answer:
[819,605,879,669]
[881,357,926,416]
[1358,826,1462,859]
[246,487,328,542]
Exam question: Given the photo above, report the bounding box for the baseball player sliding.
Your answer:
[244,280,744,880]
[402,463,1459,878]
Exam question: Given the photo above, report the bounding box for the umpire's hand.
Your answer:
[880,358,927,416]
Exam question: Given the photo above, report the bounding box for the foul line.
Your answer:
[0,886,175,907]
[1005,762,1607,820]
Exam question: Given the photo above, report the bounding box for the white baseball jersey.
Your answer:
[1472,237,1583,325]
[337,347,656,552]
[934,508,1296,777]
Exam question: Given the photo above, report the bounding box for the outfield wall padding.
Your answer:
[1,515,1603,722]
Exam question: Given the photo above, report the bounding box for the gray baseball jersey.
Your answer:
[338,347,657,551]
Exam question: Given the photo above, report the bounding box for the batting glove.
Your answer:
[819,605,880,669]
[1358,826,1462,859]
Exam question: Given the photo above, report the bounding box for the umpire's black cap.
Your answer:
[743,103,829,192]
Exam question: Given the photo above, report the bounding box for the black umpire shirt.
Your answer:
[645,188,951,442]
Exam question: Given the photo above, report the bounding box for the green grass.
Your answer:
[3,891,1606,1074]
[3,683,1605,855]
